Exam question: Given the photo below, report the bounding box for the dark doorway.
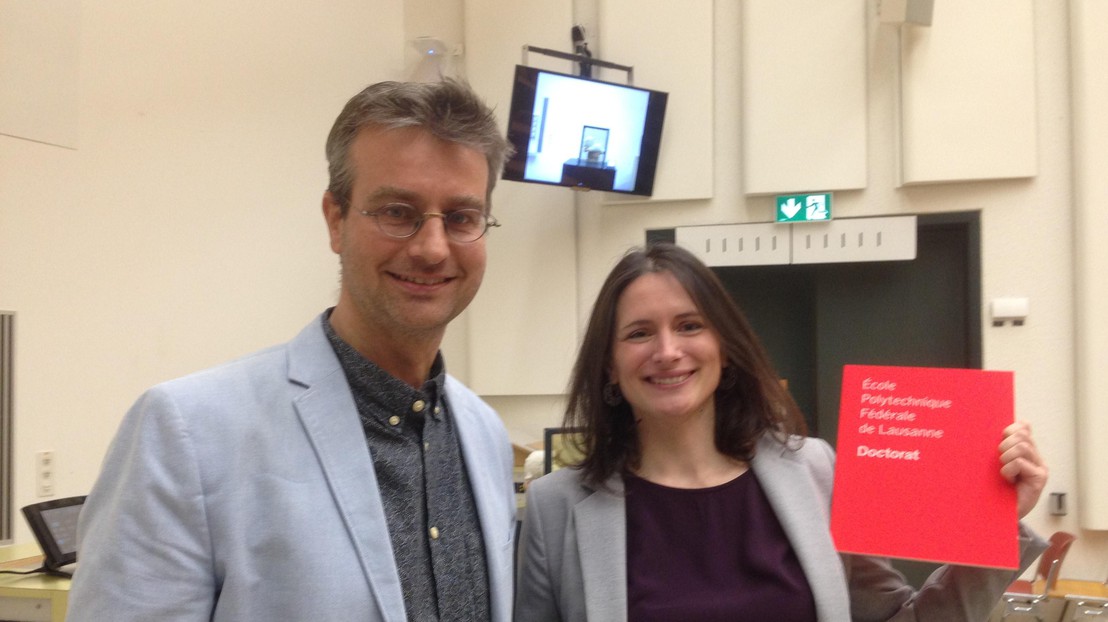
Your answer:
[651,211,982,586]
[710,212,981,440]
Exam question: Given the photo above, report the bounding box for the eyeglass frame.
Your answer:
[357,202,501,243]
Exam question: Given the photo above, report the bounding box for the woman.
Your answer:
[515,242,1049,621]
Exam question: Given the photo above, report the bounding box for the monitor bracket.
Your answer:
[521,44,634,85]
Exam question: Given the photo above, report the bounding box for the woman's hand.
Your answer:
[999,420,1049,519]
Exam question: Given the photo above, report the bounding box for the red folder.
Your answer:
[829,364,1019,569]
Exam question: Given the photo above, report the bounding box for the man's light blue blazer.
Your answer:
[515,434,1046,622]
[69,315,516,621]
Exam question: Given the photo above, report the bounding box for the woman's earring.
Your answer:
[602,382,623,406]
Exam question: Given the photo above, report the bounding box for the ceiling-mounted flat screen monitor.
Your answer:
[502,64,668,197]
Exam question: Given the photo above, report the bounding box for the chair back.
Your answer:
[1040,559,1060,598]
[1001,559,1061,620]
[1038,531,1076,590]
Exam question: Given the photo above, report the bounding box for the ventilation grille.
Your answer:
[791,216,917,264]
[675,223,791,266]
[676,216,917,266]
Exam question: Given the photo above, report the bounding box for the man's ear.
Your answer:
[322,191,345,254]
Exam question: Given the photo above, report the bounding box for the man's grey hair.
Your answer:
[325,79,513,214]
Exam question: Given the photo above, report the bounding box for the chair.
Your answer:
[1063,596,1108,621]
[1008,531,1077,594]
[1001,558,1062,621]
[1059,565,1108,621]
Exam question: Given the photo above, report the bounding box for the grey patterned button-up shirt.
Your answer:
[323,315,490,621]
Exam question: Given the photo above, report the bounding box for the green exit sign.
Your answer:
[776,193,832,223]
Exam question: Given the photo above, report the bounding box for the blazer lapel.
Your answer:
[575,477,629,622]
[447,375,512,549]
[752,437,850,621]
[446,376,514,622]
[286,319,407,621]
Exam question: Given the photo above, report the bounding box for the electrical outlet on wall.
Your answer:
[36,450,55,497]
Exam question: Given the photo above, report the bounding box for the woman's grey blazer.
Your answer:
[515,434,1046,622]
[68,315,517,622]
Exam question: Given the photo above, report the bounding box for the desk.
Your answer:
[1058,580,1108,599]
[0,557,69,622]
[1034,578,1108,599]
[560,158,616,191]
[1061,594,1108,621]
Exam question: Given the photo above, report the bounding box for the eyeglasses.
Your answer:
[358,203,500,243]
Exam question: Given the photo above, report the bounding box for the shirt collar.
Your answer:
[321,309,447,419]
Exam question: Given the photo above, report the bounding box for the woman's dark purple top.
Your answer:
[624,470,818,622]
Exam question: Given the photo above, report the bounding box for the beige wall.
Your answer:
[2,0,1105,583]
[0,0,403,544]
[474,0,1108,579]
[1071,0,1108,534]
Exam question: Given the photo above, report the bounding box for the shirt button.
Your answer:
[423,442,430,450]
[429,526,440,540]
[434,406,441,415]
[412,400,426,413]
[388,415,401,426]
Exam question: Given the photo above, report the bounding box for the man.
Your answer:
[68,80,517,621]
